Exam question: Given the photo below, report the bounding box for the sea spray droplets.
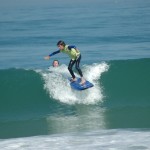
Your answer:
[41,63,109,104]
[83,62,109,81]
[82,62,109,104]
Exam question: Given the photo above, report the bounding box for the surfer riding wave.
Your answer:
[44,40,86,85]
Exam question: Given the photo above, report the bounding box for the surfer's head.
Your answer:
[53,60,59,67]
[57,40,66,50]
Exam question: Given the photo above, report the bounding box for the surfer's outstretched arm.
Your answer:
[44,50,60,60]
[49,50,60,57]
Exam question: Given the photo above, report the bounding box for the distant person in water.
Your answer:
[44,40,86,85]
[53,60,59,67]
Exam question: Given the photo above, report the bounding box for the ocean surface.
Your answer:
[0,0,150,149]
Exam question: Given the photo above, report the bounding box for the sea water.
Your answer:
[0,0,150,149]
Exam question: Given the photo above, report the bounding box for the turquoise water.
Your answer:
[0,0,150,149]
[0,0,150,69]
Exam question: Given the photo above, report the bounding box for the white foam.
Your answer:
[40,63,109,105]
[0,129,150,150]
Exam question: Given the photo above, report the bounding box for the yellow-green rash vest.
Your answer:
[61,45,80,60]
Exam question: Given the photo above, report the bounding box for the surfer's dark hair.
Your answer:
[57,40,66,47]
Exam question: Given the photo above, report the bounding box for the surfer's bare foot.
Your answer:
[80,78,86,85]
[70,78,77,82]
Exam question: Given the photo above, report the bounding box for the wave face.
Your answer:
[0,58,150,138]
[101,58,150,107]
[1,58,150,108]
[0,62,108,110]
[0,69,51,117]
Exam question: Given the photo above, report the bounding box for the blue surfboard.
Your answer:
[69,77,94,90]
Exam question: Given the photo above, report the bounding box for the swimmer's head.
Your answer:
[53,60,59,67]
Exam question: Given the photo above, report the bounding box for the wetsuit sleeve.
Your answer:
[49,50,60,57]
[68,45,76,50]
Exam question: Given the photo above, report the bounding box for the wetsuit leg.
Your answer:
[75,55,83,77]
[68,59,76,79]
